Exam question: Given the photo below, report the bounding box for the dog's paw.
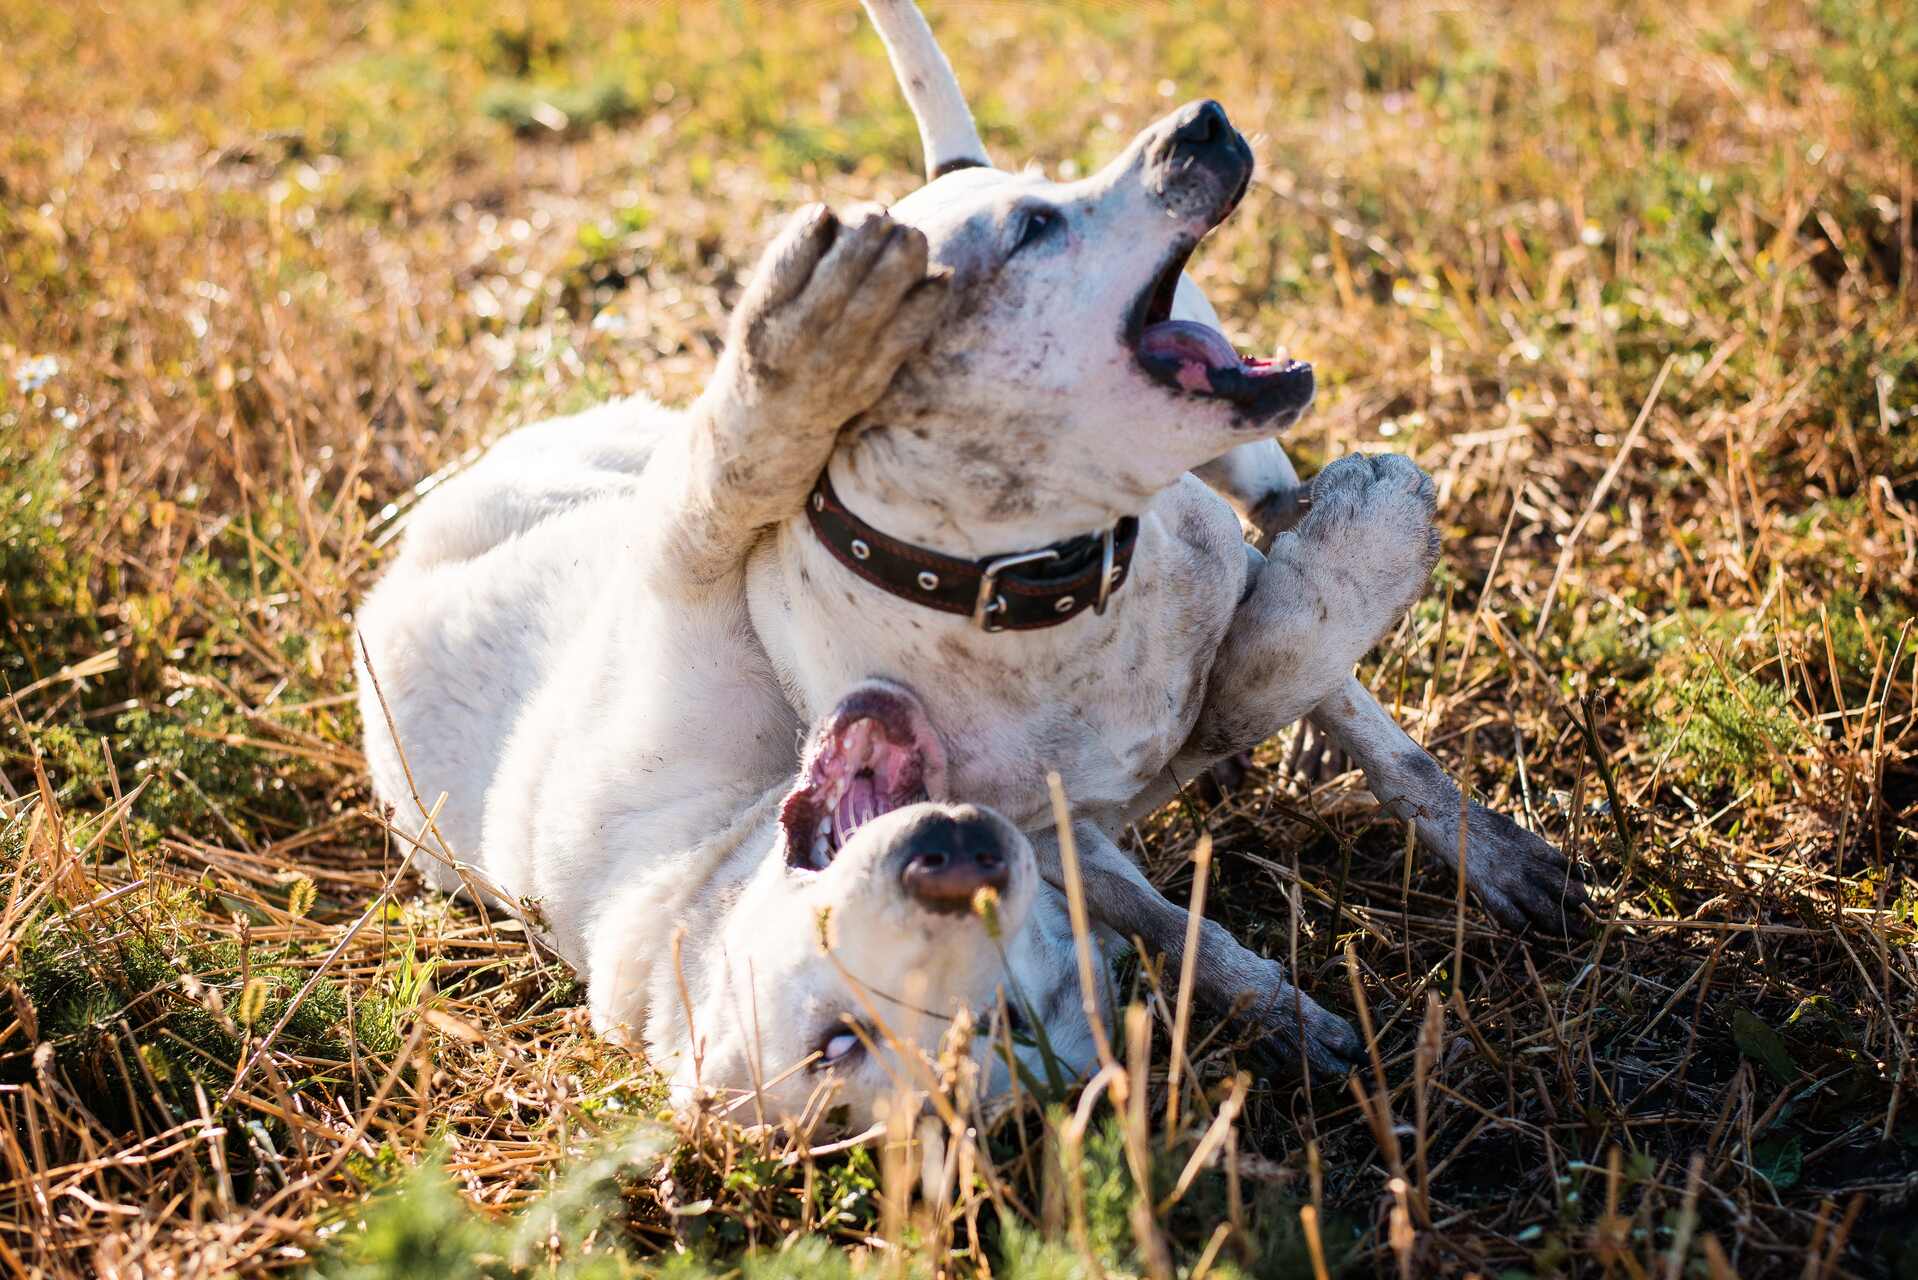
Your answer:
[1252,987,1364,1079]
[724,204,949,433]
[1297,453,1440,622]
[1448,802,1593,936]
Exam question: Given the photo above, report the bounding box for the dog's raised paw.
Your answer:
[726,204,949,433]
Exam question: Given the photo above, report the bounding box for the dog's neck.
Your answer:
[823,423,1159,558]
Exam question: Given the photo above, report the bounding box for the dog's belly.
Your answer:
[748,484,1245,828]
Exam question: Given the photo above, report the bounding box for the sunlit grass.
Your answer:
[1,0,1913,1275]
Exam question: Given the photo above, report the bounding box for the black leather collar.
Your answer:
[805,471,1139,632]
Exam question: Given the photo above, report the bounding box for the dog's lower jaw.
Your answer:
[781,684,946,870]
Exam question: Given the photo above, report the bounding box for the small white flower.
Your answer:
[12,355,59,392]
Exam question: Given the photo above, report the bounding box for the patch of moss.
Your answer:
[4,802,365,1165]
[34,687,306,844]
[1815,0,1918,156]
[14,914,355,1092]
[1643,657,1806,792]
[1815,589,1909,697]
[0,438,100,691]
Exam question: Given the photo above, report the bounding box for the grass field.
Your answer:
[2,0,1915,1274]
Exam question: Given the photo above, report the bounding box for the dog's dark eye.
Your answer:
[813,1024,866,1071]
[1012,207,1059,253]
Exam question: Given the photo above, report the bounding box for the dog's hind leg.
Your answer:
[1177,304,1587,931]
[640,204,949,589]
[1032,822,1361,1076]
[1137,683,1589,937]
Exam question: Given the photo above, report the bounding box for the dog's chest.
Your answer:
[748,492,1244,827]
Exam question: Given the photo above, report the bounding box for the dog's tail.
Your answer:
[860,0,991,178]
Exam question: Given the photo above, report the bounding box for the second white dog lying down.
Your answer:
[399,668,1104,1122]
[685,680,1120,1118]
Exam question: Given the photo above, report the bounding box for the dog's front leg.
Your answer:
[1304,677,1591,933]
[1171,455,1591,933]
[1034,822,1362,1075]
[645,205,948,587]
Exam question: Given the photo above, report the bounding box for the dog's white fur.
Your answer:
[358,217,1120,1122]
[359,150,1411,1082]
[357,4,1584,1109]
[849,0,1586,976]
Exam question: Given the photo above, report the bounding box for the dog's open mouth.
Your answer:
[781,683,948,871]
[1129,242,1315,418]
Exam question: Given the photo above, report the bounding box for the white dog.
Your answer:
[357,0,1586,1105]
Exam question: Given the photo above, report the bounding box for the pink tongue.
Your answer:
[1139,319,1242,370]
[834,773,880,840]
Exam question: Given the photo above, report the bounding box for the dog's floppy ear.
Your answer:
[861,0,990,178]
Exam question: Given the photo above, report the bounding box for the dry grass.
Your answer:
[1,0,1914,1275]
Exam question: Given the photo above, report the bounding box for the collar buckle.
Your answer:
[1094,524,1120,615]
[971,548,1060,631]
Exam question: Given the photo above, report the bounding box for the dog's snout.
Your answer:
[1149,99,1254,217]
[896,810,1011,913]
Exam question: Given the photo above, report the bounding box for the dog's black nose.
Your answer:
[1172,99,1230,148]
[897,810,1011,913]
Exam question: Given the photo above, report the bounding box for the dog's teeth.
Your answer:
[820,816,832,836]
[813,833,829,866]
